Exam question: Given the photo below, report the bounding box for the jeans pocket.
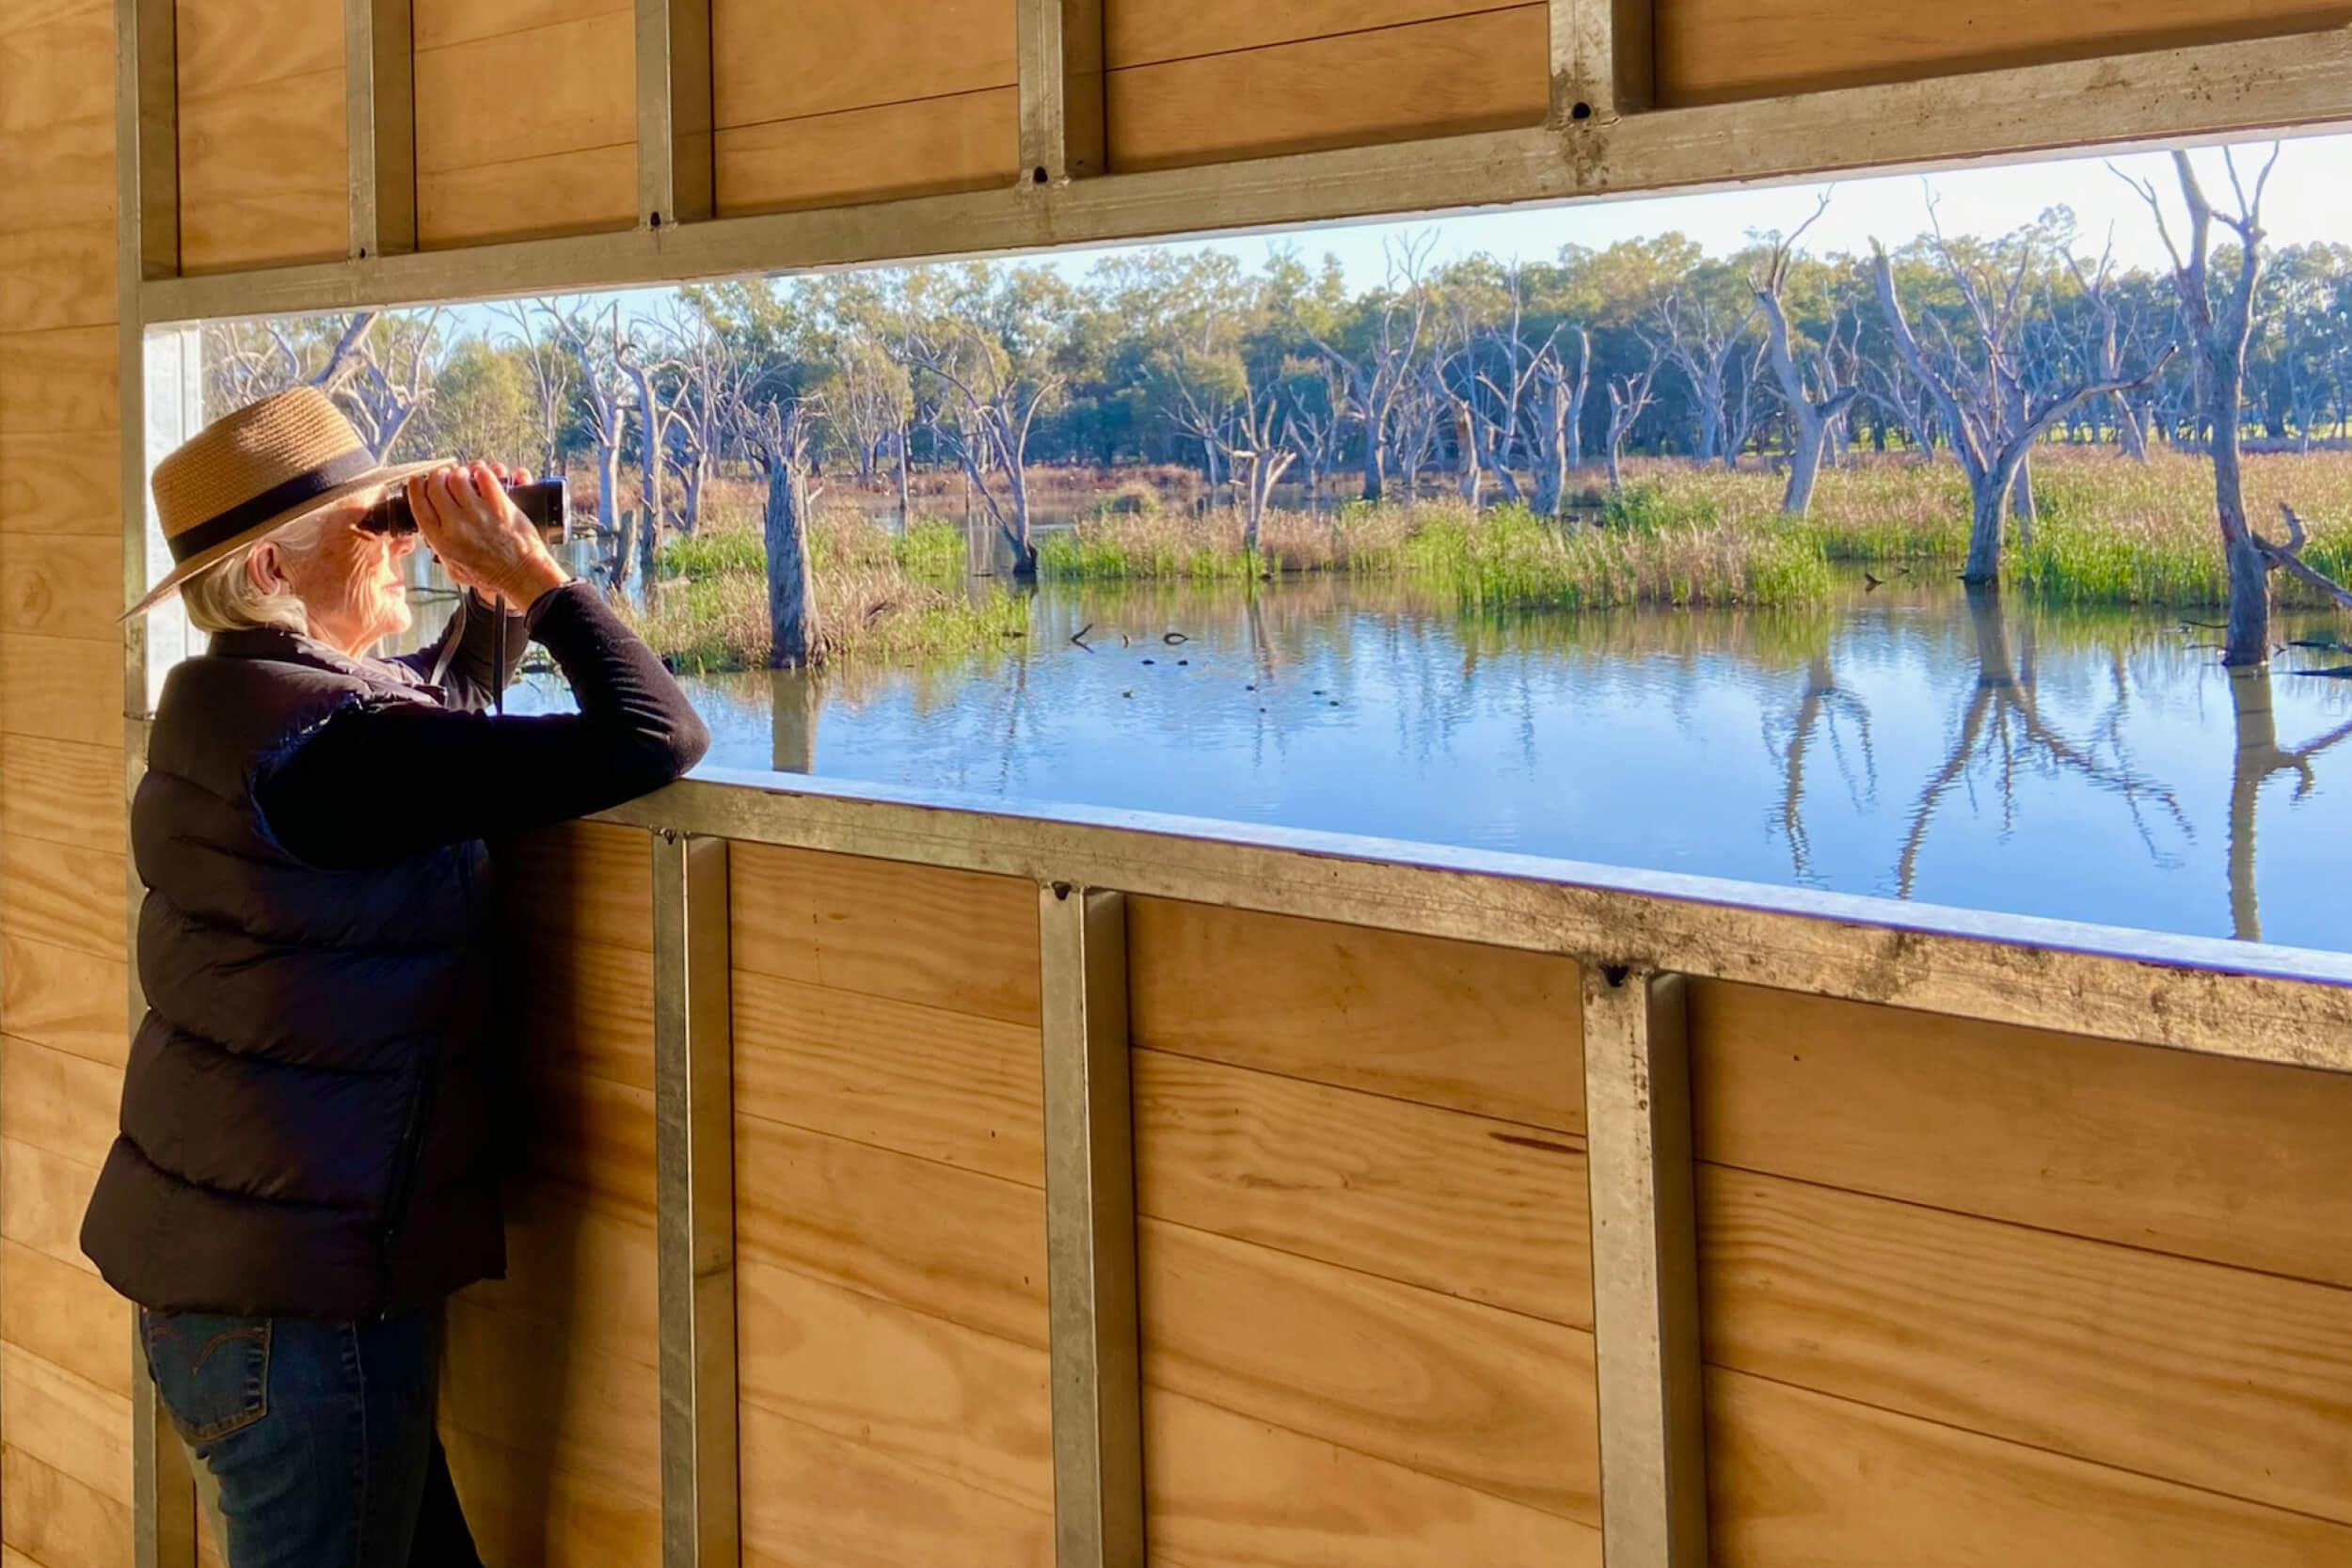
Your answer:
[140,1309,272,1443]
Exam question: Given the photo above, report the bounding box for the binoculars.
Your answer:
[360,477,570,543]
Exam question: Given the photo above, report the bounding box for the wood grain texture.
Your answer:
[0,1035,119,1171]
[0,327,117,435]
[176,0,343,99]
[0,930,128,1069]
[1146,1386,1603,1568]
[1707,1367,2352,1567]
[737,1255,1053,1513]
[413,0,631,51]
[458,1177,657,1345]
[413,12,633,171]
[1140,1217,1598,1523]
[439,1419,661,1568]
[735,1111,1048,1350]
[1690,980,2352,1288]
[517,934,653,1088]
[522,1069,655,1222]
[1134,1048,1590,1326]
[177,71,349,272]
[739,1401,1052,1568]
[417,146,638,247]
[439,1297,660,1502]
[1105,0,1498,67]
[0,633,117,747]
[0,533,119,640]
[732,965,1042,1186]
[1127,897,1581,1130]
[1699,1164,2352,1526]
[0,222,112,334]
[0,837,123,960]
[0,7,111,132]
[0,736,126,847]
[712,0,1014,126]
[498,820,652,952]
[0,1238,128,1400]
[729,842,1041,1024]
[1106,6,1548,173]
[0,1137,100,1273]
[0,434,119,537]
[1658,0,2352,106]
[714,89,1018,217]
[0,1343,128,1503]
[1,1446,132,1568]
[0,121,114,235]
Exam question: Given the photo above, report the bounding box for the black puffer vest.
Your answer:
[81,629,507,1318]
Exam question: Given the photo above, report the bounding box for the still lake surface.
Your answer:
[512,575,2352,950]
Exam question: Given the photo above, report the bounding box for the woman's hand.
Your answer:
[405,462,569,611]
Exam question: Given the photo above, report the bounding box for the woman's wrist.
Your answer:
[501,555,570,606]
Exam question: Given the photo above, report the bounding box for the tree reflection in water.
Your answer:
[2228,669,2352,941]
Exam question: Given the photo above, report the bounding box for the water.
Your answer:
[515,576,2352,950]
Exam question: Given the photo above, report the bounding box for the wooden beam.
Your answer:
[638,0,714,228]
[1018,0,1105,184]
[1553,0,1653,121]
[346,0,417,258]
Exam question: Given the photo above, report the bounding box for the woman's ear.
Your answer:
[246,542,285,594]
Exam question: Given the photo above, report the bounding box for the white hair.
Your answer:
[178,512,328,636]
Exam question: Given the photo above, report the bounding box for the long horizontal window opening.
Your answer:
[154,134,2352,951]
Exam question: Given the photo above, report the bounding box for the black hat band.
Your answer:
[167,448,380,563]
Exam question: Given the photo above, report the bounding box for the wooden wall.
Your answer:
[1691,982,2352,1565]
[175,0,345,271]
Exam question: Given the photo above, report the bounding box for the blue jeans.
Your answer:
[138,1307,483,1568]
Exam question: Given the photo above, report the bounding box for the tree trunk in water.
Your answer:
[611,508,638,592]
[2224,532,2270,668]
[2009,454,2035,544]
[1533,406,1565,515]
[1360,424,1384,503]
[596,444,624,588]
[1781,408,1826,516]
[2226,667,2275,940]
[766,464,818,669]
[771,666,820,773]
[1963,475,2008,585]
[1005,462,1038,578]
[1454,404,1480,503]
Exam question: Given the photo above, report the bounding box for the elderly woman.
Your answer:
[79,386,708,1567]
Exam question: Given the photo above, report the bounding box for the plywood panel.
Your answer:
[0,837,122,960]
[459,1178,656,1346]
[1106,6,1548,173]
[0,1447,131,1568]
[0,633,117,747]
[177,72,348,272]
[439,1298,659,1503]
[0,1344,128,1503]
[1699,1164,2352,1526]
[1146,1386,1603,1568]
[1657,0,2352,106]
[1707,1368,2352,1567]
[1105,0,1489,66]
[522,1069,655,1222]
[0,222,112,334]
[518,934,652,1088]
[416,146,639,247]
[729,842,1040,1024]
[739,1401,1052,1568]
[176,0,342,97]
[732,966,1042,1186]
[0,434,119,537]
[1127,898,1581,1130]
[735,1112,1047,1350]
[498,819,651,952]
[439,1420,661,1568]
[413,0,631,51]
[0,930,128,1069]
[0,7,111,133]
[413,13,632,171]
[714,89,1017,216]
[0,1035,119,1171]
[0,533,118,641]
[1134,1049,1589,1326]
[1140,1218,1598,1523]
[0,1238,128,1400]
[0,326,118,435]
[1691,981,2352,1288]
[712,0,1014,125]
[0,736,126,848]
[0,121,114,235]
[0,1137,100,1274]
[737,1256,1053,1512]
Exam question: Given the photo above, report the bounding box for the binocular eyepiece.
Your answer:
[359,477,570,543]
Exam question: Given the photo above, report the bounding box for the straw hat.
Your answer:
[123,386,442,620]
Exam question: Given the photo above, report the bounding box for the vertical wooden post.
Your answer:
[1581,968,1708,1567]
[346,0,416,258]
[1551,0,1653,123]
[638,0,715,228]
[653,831,739,1568]
[1018,0,1105,185]
[1038,883,1144,1568]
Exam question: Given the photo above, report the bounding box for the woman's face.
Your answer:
[251,489,417,655]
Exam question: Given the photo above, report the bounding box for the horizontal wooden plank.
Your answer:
[413,0,632,51]
[177,71,349,273]
[0,633,117,747]
[0,8,111,133]
[739,1401,1052,1568]
[0,433,119,538]
[1,1444,132,1568]
[0,1034,119,1170]
[1707,1367,2352,1567]
[175,0,343,101]
[0,1342,128,1504]
[1658,0,2352,105]
[439,1296,660,1501]
[1140,1217,1598,1523]
[1105,0,1494,67]
[438,1418,661,1568]
[1135,1048,1589,1326]
[737,1255,1053,1513]
[732,965,1042,1186]
[414,12,634,172]
[712,0,1014,127]
[0,221,114,333]
[0,836,123,960]
[417,145,639,248]
[736,1111,1048,1350]
[0,1237,128,1400]
[1147,1386,1603,1568]
[0,326,118,436]
[714,88,1018,217]
[1106,5,1548,173]
[0,532,119,640]
[497,820,651,953]
[0,735,127,849]
[1690,981,2352,1289]
[0,1136,100,1273]
[516,933,652,1088]
[1699,1164,2352,1527]
[458,1177,656,1343]
[0,119,114,235]
[1128,897,1581,1131]
[1,929,128,1069]
[522,1069,654,1223]
[729,841,1041,1024]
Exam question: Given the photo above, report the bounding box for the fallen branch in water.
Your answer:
[1070,622,1094,650]
[2267,506,2352,611]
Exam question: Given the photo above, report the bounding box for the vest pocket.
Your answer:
[140,1309,272,1442]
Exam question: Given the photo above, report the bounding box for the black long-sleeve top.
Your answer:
[258,582,711,869]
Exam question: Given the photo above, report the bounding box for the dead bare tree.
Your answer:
[549,303,633,589]
[903,324,1059,577]
[1754,195,1860,516]
[1603,340,1663,494]
[2066,233,2151,461]
[1653,287,1757,467]
[497,299,575,480]
[1769,652,1877,883]
[1528,327,1591,514]
[735,393,824,669]
[2225,666,2352,941]
[617,334,680,585]
[1303,233,1436,503]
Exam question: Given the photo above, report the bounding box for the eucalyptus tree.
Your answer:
[1603,339,1663,493]
[548,301,634,587]
[1754,198,1861,515]
[1527,328,1591,514]
[1652,265,1757,467]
